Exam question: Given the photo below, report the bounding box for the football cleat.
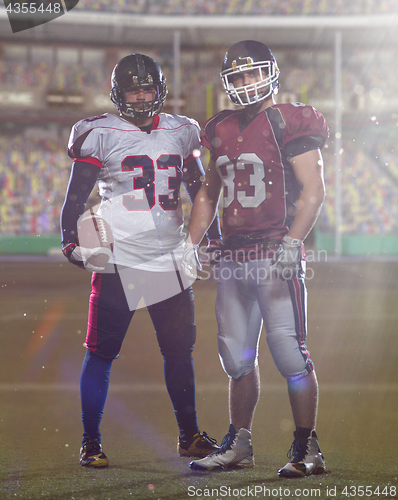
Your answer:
[178,431,220,458]
[278,430,325,478]
[80,438,109,468]
[189,424,254,470]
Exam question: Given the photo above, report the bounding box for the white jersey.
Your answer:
[68,112,201,271]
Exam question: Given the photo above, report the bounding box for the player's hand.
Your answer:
[271,236,304,280]
[181,242,202,281]
[203,239,222,283]
[62,243,112,273]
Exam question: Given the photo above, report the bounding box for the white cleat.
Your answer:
[278,430,325,478]
[189,424,254,470]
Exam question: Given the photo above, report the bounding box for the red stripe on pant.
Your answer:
[86,272,102,353]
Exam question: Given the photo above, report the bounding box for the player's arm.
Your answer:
[187,157,223,246]
[60,160,99,267]
[271,148,325,279]
[183,154,222,242]
[286,148,325,242]
[61,160,99,245]
[181,158,222,281]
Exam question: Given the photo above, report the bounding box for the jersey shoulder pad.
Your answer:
[160,112,200,131]
[275,103,329,147]
[204,109,237,130]
[158,113,201,160]
[202,109,237,151]
[68,114,113,160]
[73,113,115,132]
[179,114,200,130]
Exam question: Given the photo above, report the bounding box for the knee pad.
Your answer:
[218,334,258,380]
[266,329,313,380]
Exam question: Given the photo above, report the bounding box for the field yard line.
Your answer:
[310,313,398,320]
[0,382,397,392]
[2,311,397,321]
[0,313,88,322]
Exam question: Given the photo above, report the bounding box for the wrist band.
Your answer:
[283,236,303,246]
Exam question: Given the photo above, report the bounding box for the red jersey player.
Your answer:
[185,40,329,477]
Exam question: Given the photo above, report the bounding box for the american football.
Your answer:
[77,212,114,268]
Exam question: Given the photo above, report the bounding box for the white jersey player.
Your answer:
[60,53,221,469]
[67,111,201,271]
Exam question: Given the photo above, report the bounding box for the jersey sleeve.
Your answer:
[60,160,99,246]
[280,104,329,157]
[67,117,106,166]
[181,117,201,160]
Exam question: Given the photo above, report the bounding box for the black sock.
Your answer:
[295,426,313,440]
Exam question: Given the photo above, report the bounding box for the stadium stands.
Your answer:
[0,135,70,235]
[73,0,396,16]
[0,2,397,239]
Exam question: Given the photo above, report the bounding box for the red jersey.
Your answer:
[202,102,329,257]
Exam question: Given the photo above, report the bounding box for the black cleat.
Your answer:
[80,438,109,468]
[178,431,220,458]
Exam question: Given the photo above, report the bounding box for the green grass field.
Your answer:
[0,259,397,499]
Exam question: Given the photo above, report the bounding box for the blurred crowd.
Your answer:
[0,126,397,236]
[320,127,398,234]
[0,38,397,237]
[0,47,395,109]
[74,0,395,15]
[0,60,106,92]
[0,135,71,235]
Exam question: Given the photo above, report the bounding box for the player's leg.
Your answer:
[190,260,261,470]
[80,350,112,444]
[147,280,219,458]
[288,369,318,430]
[229,365,260,432]
[218,262,263,434]
[283,370,322,477]
[80,271,134,467]
[79,350,112,467]
[147,282,197,439]
[256,262,324,477]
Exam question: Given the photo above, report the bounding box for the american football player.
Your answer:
[60,53,221,468]
[186,40,329,477]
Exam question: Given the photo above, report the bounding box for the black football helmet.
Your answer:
[110,54,168,120]
[221,40,280,106]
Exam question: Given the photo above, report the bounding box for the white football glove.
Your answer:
[271,236,304,280]
[181,242,202,281]
[62,243,112,273]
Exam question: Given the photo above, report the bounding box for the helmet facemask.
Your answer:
[120,84,165,120]
[221,57,280,106]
